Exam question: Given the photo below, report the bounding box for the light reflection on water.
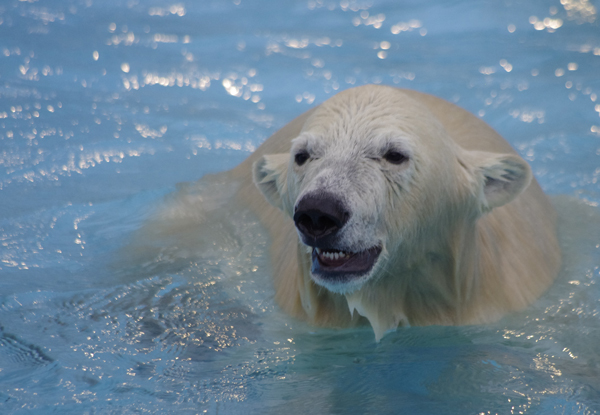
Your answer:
[0,0,599,413]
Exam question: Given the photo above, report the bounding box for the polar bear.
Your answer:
[234,85,560,340]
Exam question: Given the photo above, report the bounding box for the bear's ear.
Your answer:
[466,151,532,212]
[252,153,290,211]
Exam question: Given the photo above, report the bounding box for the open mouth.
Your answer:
[311,245,382,281]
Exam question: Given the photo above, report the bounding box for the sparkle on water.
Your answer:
[0,0,599,414]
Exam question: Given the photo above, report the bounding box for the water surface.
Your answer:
[1,0,599,413]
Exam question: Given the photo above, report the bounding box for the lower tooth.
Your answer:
[319,251,352,260]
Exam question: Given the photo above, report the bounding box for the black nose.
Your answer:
[293,193,350,242]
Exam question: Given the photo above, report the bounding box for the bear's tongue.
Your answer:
[311,246,381,277]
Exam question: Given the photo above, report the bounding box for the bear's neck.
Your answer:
[342,217,493,340]
[294,212,531,341]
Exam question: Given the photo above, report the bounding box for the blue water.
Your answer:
[1,0,599,413]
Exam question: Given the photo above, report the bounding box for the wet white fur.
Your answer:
[253,85,560,341]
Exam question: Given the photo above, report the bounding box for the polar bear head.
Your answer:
[253,85,531,295]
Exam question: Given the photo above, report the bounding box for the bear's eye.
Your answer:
[294,150,310,166]
[383,150,408,165]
